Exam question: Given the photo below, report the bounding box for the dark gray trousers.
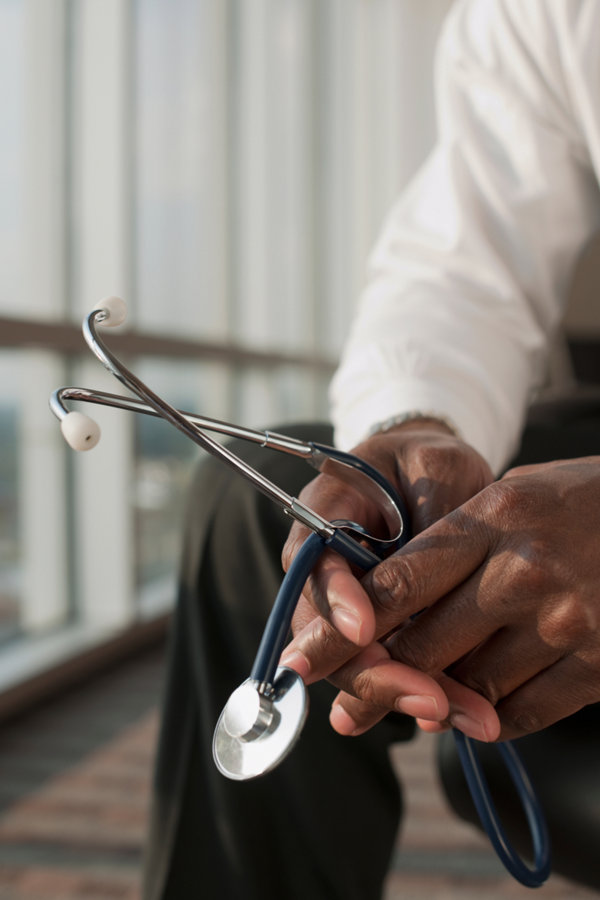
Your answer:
[143,402,600,899]
[142,423,413,900]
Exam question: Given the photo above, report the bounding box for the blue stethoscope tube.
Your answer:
[251,529,381,685]
[454,730,551,887]
[257,530,551,888]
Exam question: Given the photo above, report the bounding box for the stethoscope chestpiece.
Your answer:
[213,667,308,781]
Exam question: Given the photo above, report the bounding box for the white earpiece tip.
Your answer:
[61,411,101,451]
[97,295,127,327]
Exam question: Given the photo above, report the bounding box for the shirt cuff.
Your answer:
[330,374,522,475]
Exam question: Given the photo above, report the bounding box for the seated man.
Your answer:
[143,1,600,897]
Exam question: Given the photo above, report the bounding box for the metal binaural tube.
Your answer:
[77,309,334,536]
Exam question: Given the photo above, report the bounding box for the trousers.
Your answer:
[142,399,600,899]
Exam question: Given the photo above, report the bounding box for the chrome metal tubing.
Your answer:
[52,384,401,546]
[76,309,333,536]
[51,386,313,459]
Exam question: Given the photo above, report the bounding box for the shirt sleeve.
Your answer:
[330,0,600,473]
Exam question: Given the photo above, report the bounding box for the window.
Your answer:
[0,0,450,690]
[0,353,22,643]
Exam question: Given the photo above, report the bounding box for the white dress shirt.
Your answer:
[331,0,600,474]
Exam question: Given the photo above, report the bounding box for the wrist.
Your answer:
[367,411,460,439]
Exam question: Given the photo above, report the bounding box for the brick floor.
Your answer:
[0,712,157,854]
[0,646,598,899]
[0,715,156,897]
[0,648,163,900]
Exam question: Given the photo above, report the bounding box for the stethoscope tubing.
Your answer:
[251,532,330,685]
[251,530,382,686]
[454,730,551,886]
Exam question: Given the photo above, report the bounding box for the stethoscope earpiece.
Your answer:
[96,295,127,327]
[60,410,101,451]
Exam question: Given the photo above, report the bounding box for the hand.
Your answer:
[281,420,498,741]
[286,454,600,742]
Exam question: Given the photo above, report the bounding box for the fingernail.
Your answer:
[395,694,440,720]
[330,704,359,736]
[330,607,362,644]
[279,649,310,682]
[450,713,491,743]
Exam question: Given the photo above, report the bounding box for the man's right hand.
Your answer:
[280,420,498,740]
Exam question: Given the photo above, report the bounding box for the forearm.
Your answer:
[331,0,600,473]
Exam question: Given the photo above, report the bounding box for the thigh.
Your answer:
[144,422,412,900]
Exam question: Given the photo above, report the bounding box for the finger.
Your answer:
[450,625,563,707]
[497,655,600,741]
[282,519,494,694]
[329,690,443,738]
[382,580,495,678]
[287,552,376,647]
[325,657,500,742]
[327,670,500,741]
[404,452,493,533]
[330,672,500,742]
[327,643,450,736]
[281,614,359,684]
[437,673,501,742]
[415,719,451,734]
[284,490,495,687]
[329,701,388,736]
[362,503,492,640]
[302,551,376,646]
[281,475,382,644]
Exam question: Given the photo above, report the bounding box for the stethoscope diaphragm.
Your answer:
[213,667,308,780]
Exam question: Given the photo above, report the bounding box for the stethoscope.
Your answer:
[50,297,551,888]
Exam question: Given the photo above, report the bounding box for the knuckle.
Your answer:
[368,557,414,613]
[503,547,554,599]
[482,479,524,524]
[311,616,343,656]
[351,670,385,708]
[411,440,453,473]
[539,593,597,648]
[367,564,401,612]
[491,527,566,606]
[293,614,346,671]
[410,439,490,492]
[502,462,533,480]
[499,702,544,737]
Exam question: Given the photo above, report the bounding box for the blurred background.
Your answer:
[0,0,452,697]
[3,3,600,898]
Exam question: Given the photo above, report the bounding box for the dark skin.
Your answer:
[280,420,600,742]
